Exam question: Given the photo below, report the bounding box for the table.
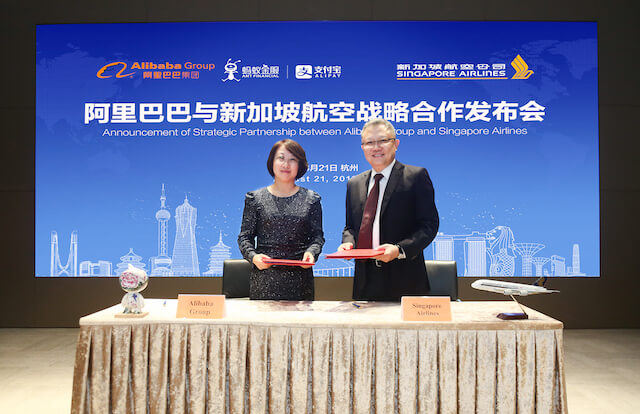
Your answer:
[71,299,567,413]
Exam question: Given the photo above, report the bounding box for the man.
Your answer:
[339,118,439,301]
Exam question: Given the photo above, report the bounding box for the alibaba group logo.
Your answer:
[97,62,135,79]
[511,55,533,79]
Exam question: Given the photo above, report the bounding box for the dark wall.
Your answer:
[2,0,638,328]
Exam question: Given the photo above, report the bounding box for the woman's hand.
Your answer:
[300,251,315,268]
[252,254,272,270]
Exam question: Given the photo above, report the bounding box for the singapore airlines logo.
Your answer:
[511,55,534,79]
[397,55,534,81]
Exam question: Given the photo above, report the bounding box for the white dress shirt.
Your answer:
[366,159,396,249]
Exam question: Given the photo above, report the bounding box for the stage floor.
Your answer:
[0,328,638,413]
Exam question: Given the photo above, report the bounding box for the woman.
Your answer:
[237,139,324,300]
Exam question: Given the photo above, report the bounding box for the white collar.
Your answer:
[370,159,396,181]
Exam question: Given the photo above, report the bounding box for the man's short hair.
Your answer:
[266,139,309,179]
[361,118,396,141]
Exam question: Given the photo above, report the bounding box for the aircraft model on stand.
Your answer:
[471,278,559,319]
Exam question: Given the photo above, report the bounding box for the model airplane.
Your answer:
[472,279,559,320]
[471,279,559,296]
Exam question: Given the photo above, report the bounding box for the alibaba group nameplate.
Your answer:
[176,294,225,319]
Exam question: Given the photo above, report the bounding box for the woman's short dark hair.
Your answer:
[266,139,309,179]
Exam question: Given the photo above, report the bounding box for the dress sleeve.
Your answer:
[305,191,325,260]
[237,192,258,262]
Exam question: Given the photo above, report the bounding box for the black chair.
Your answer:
[425,260,459,301]
[222,259,251,298]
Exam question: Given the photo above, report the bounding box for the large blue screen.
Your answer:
[36,21,599,277]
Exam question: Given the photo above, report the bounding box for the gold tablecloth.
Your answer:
[71,299,566,413]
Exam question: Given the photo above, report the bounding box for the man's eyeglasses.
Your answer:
[361,138,396,149]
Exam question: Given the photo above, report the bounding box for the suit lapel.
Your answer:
[380,161,403,217]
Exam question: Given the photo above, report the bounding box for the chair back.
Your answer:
[425,260,459,300]
[222,259,251,298]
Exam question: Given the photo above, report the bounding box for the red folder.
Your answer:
[325,248,385,259]
[262,258,315,266]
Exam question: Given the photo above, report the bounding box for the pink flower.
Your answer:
[121,272,139,289]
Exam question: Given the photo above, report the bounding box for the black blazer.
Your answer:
[343,161,439,300]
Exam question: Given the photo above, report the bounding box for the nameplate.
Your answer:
[401,296,452,321]
[176,294,225,319]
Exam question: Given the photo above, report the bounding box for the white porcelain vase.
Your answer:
[119,264,149,314]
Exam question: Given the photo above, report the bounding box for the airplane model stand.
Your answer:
[497,294,529,320]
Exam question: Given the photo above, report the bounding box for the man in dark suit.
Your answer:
[339,118,439,301]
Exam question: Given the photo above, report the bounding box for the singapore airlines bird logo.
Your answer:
[511,55,534,79]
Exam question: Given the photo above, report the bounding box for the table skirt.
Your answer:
[71,324,566,413]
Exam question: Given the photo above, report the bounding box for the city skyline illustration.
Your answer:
[48,185,357,277]
[48,184,587,278]
[432,227,585,277]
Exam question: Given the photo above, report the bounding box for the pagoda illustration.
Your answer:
[203,232,232,276]
[115,248,146,275]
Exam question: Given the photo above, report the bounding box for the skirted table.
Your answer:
[71,299,567,413]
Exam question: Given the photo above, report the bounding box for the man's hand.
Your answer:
[300,251,315,268]
[338,242,354,251]
[375,243,400,263]
[252,254,272,270]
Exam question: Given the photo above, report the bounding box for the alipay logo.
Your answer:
[295,65,313,79]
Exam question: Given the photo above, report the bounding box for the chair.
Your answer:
[424,260,459,300]
[222,259,251,298]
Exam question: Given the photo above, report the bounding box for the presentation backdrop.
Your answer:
[35,21,599,278]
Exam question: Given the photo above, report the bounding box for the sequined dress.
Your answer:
[238,187,324,300]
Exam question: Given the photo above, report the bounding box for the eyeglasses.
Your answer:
[361,138,396,149]
[275,155,299,165]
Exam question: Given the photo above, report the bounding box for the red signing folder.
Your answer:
[325,248,385,259]
[262,258,315,266]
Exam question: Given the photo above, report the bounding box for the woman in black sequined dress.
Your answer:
[238,139,324,300]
